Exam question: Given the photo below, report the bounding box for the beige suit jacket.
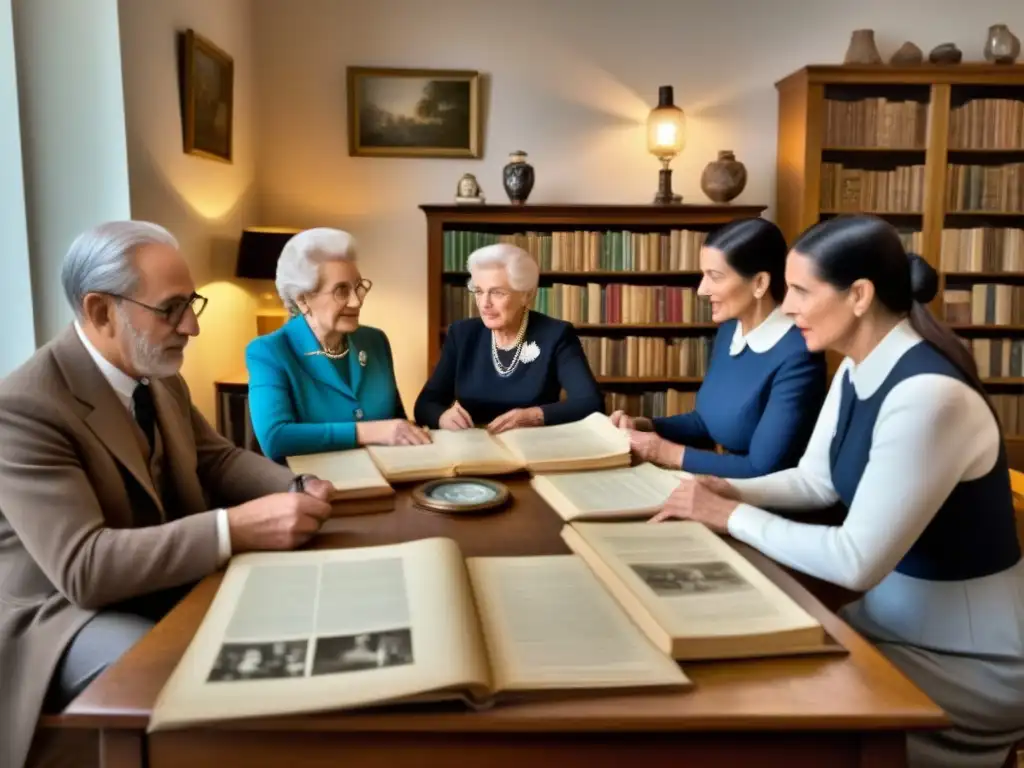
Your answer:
[0,326,296,768]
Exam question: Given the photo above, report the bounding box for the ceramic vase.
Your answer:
[502,151,535,205]
[984,24,1020,64]
[844,29,882,64]
[700,151,748,203]
[928,43,963,64]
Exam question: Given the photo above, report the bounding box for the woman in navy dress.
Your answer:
[414,244,603,432]
[656,215,1024,768]
[614,218,827,478]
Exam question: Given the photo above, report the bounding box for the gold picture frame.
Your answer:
[347,66,481,158]
[179,29,234,163]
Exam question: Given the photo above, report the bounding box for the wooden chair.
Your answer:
[28,715,98,767]
[1004,469,1024,768]
[1010,469,1024,543]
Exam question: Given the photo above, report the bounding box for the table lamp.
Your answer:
[235,227,301,279]
[647,85,686,204]
[235,226,300,335]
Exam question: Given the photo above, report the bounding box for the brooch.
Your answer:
[521,341,540,364]
[358,350,368,367]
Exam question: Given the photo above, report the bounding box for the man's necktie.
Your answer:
[133,383,156,451]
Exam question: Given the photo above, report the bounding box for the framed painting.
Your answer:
[179,29,234,163]
[347,67,481,158]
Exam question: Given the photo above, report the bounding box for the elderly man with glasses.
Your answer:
[245,227,428,462]
[0,221,337,768]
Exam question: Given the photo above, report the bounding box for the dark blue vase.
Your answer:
[502,151,534,205]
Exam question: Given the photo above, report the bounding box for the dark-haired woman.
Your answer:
[655,214,1024,768]
[613,217,827,478]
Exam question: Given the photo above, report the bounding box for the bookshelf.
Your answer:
[420,204,766,419]
[775,63,1024,465]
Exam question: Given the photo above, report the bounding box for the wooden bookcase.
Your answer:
[776,63,1024,463]
[420,204,766,419]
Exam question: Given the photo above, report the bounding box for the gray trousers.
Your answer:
[44,612,154,712]
[44,585,189,712]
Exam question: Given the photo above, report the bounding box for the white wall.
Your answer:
[0,0,34,377]
[118,0,261,421]
[252,0,1021,412]
[12,0,131,344]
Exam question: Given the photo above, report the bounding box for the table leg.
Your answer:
[100,729,145,768]
[860,732,907,768]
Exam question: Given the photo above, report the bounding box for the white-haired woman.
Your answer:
[414,244,603,432]
[246,228,428,461]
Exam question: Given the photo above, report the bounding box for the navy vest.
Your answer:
[829,342,1021,581]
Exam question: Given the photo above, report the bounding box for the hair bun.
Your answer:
[908,253,938,304]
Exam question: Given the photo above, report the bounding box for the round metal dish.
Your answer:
[411,477,511,515]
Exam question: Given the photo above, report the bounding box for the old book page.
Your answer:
[532,464,691,522]
[149,538,492,732]
[563,522,824,660]
[496,413,631,471]
[366,430,521,481]
[286,449,394,500]
[431,429,522,475]
[365,441,458,482]
[466,555,689,694]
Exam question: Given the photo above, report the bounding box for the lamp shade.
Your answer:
[647,85,686,160]
[235,227,301,279]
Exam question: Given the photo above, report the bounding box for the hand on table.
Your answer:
[487,407,544,434]
[649,476,741,533]
[610,410,653,432]
[438,402,473,431]
[628,430,684,468]
[299,476,334,502]
[357,419,432,446]
[227,492,333,552]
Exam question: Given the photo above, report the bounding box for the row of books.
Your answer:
[822,97,928,148]
[820,96,1024,151]
[949,98,1024,150]
[990,393,1024,437]
[946,163,1024,213]
[961,337,1024,379]
[441,285,715,326]
[944,284,1024,326]
[897,229,924,255]
[819,162,925,213]
[938,226,1024,272]
[603,389,697,419]
[580,335,714,379]
[442,229,710,273]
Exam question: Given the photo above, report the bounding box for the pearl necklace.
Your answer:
[304,336,349,360]
[491,312,529,378]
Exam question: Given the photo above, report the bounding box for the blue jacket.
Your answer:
[652,320,826,478]
[245,316,405,460]
[414,312,603,428]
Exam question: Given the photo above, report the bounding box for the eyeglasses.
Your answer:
[469,288,512,302]
[105,292,208,327]
[309,279,373,305]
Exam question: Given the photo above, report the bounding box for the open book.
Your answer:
[532,463,692,522]
[562,521,832,661]
[148,539,690,732]
[286,449,395,515]
[365,413,631,482]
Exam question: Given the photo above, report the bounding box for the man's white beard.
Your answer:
[115,305,183,379]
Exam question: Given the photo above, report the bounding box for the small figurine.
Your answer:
[455,173,485,204]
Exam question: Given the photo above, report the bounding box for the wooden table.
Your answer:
[59,477,947,768]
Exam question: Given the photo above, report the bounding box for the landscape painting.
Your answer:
[179,29,234,163]
[347,67,481,158]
